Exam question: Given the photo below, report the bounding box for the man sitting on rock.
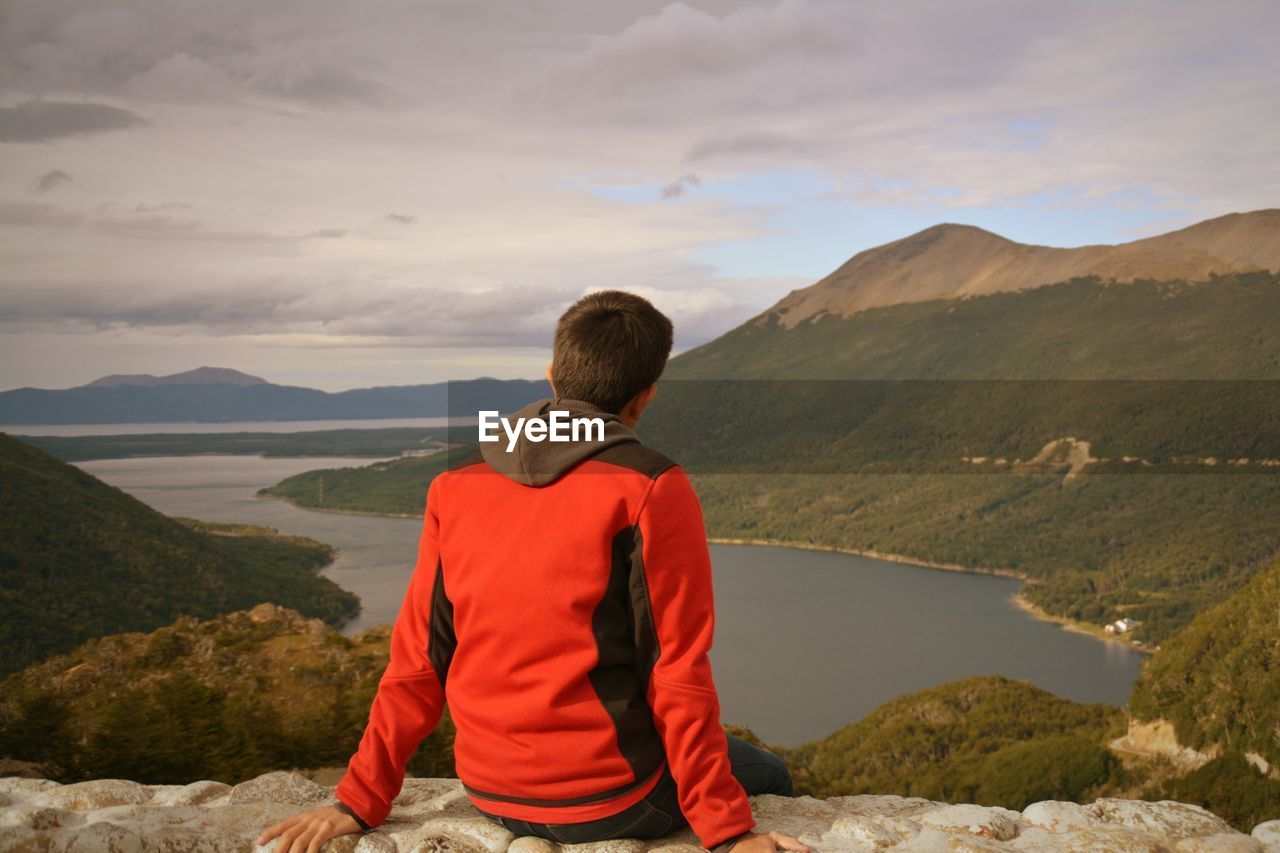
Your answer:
[258,290,810,853]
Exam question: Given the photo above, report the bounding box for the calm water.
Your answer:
[12,416,458,436]
[75,453,1143,747]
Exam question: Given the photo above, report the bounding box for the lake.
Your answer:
[74,453,1143,747]
[12,416,457,436]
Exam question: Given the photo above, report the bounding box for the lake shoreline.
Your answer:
[257,493,1150,657]
[708,536,1152,655]
[707,536,1027,579]
[254,492,420,520]
[1009,592,1156,656]
[78,454,1143,732]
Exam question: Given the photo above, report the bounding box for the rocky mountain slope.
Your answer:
[760,209,1280,328]
[668,270,1280,380]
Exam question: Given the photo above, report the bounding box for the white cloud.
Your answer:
[0,0,1276,389]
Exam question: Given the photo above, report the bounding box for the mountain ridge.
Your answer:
[0,377,552,426]
[761,208,1280,328]
[83,367,268,389]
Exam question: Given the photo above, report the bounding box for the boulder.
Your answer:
[0,775,1271,851]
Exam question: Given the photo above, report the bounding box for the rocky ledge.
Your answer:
[1,772,1278,852]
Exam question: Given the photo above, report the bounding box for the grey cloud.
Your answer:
[134,202,192,213]
[0,269,794,359]
[0,100,145,143]
[0,201,86,228]
[31,169,72,193]
[0,282,315,331]
[0,275,577,347]
[556,2,856,96]
[384,213,417,224]
[660,173,701,200]
[0,200,295,244]
[0,2,413,110]
[302,228,347,239]
[686,130,805,162]
[93,215,293,244]
[253,65,410,109]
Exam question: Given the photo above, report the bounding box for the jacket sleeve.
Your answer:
[334,482,448,829]
[635,466,757,851]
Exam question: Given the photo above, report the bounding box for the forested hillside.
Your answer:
[1129,555,1280,767]
[0,433,359,675]
[0,604,455,785]
[779,676,1126,809]
[640,270,1280,642]
[669,271,1280,379]
[5,599,1276,831]
[258,446,474,517]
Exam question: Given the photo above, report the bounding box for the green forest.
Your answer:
[779,676,1127,809]
[1129,555,1280,769]
[0,433,360,675]
[252,430,1279,644]
[5,601,1276,831]
[688,470,1278,643]
[259,446,474,518]
[0,606,457,786]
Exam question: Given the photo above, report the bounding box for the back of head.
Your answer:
[551,290,674,414]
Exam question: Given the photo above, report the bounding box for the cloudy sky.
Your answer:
[2,0,1277,392]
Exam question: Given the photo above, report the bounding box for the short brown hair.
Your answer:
[551,290,674,414]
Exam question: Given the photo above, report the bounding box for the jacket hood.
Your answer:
[479,397,640,487]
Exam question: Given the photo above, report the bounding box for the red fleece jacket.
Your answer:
[334,398,757,852]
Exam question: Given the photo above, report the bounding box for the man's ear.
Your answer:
[545,362,558,399]
[621,384,658,425]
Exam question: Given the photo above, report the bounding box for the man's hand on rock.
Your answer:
[725,829,812,852]
[256,804,362,852]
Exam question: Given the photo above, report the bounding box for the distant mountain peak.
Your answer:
[763,208,1280,328]
[853,222,1021,266]
[912,222,1011,239]
[83,367,269,389]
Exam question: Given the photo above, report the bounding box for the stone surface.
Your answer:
[150,780,233,807]
[32,778,154,811]
[0,777,60,797]
[1021,801,1104,834]
[1087,799,1236,840]
[1173,834,1264,852]
[230,771,333,806]
[0,773,1271,852]
[508,839,560,853]
[917,803,1021,840]
[824,814,902,848]
[1254,821,1280,852]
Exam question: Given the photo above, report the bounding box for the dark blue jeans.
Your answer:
[474,735,796,845]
